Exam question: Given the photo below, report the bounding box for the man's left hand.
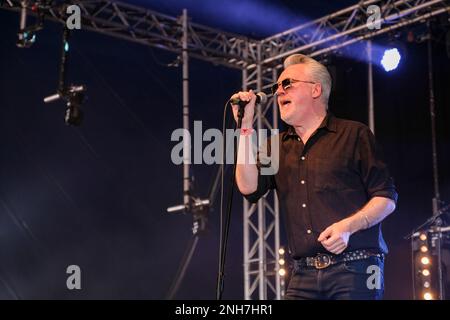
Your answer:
[317,219,352,255]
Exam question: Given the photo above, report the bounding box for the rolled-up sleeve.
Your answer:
[357,126,398,203]
[242,167,276,203]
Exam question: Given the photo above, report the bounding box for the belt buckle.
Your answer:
[314,253,332,269]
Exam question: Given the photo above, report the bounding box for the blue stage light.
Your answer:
[381,48,401,72]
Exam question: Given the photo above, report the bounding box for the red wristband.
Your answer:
[240,128,254,136]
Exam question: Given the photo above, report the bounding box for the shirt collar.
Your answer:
[282,112,337,141]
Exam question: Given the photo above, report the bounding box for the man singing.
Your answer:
[230,54,398,300]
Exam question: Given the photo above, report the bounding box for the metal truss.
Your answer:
[2,0,449,301]
[242,49,281,299]
[0,0,259,68]
[1,0,448,67]
[259,0,450,66]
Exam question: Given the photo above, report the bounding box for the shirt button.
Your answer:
[300,180,305,184]
[301,156,306,161]
[302,203,306,208]
[307,229,312,234]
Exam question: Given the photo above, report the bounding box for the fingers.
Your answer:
[230,90,256,107]
[317,227,332,242]
[324,240,346,254]
[318,223,350,254]
[333,244,347,255]
[230,91,257,127]
[321,234,339,248]
[319,228,347,254]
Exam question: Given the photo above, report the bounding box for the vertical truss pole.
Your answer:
[256,43,266,300]
[272,67,281,300]
[19,0,26,35]
[182,9,190,209]
[426,21,443,300]
[242,59,281,300]
[242,49,251,299]
[427,24,441,213]
[367,40,375,134]
[242,64,258,300]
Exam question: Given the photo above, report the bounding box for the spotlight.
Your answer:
[17,30,37,48]
[17,23,43,48]
[16,0,46,49]
[64,85,86,126]
[421,257,430,265]
[44,85,87,126]
[423,292,433,300]
[381,48,401,72]
[412,230,440,300]
[277,245,287,298]
[65,97,83,126]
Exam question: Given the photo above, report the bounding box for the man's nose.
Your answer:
[276,85,286,95]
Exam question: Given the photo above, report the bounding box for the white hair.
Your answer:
[283,54,332,105]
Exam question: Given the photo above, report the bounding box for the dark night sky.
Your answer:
[0,1,449,299]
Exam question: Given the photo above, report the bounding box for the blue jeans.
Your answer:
[285,256,384,300]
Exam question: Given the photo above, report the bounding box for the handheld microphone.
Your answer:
[229,92,268,107]
[229,92,268,124]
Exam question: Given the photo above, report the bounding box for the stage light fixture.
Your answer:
[381,48,401,72]
[17,30,37,48]
[421,256,430,265]
[65,94,84,126]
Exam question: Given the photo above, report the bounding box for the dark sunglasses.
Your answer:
[271,78,315,95]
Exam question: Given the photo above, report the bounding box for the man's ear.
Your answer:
[312,83,322,99]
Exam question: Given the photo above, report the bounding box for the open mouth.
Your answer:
[280,100,291,107]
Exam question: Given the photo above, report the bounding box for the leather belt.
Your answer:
[294,249,384,270]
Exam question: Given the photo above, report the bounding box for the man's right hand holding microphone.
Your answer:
[229,90,258,128]
[229,89,259,195]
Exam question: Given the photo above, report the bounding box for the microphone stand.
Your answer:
[166,196,210,299]
[166,126,234,299]
[166,156,233,299]
[216,101,247,300]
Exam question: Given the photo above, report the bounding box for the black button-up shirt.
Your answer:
[243,113,398,259]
